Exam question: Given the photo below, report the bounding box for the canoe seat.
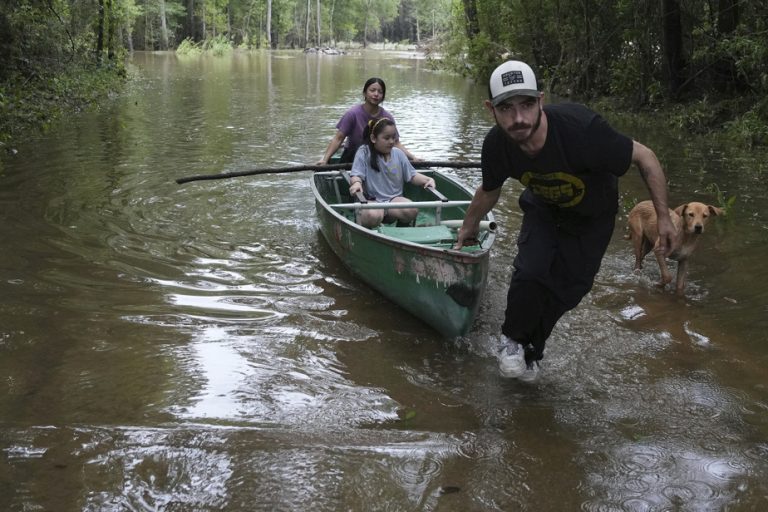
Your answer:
[377,225,455,244]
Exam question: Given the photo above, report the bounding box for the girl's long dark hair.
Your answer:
[362,118,395,172]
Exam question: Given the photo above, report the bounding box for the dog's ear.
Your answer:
[674,204,687,216]
[708,205,724,216]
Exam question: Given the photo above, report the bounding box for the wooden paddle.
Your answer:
[175,161,481,185]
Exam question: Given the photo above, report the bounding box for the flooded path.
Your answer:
[1,51,767,510]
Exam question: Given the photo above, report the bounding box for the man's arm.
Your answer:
[454,186,502,249]
[632,140,674,255]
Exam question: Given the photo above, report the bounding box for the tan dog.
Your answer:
[626,200,723,295]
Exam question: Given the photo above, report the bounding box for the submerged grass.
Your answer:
[0,61,126,149]
[592,95,768,149]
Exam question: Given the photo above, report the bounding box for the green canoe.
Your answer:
[311,169,496,337]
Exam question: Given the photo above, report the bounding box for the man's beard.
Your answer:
[506,106,542,144]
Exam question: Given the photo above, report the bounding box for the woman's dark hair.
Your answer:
[362,118,395,172]
[363,77,386,102]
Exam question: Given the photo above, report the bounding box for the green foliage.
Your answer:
[437,0,768,143]
[398,408,417,427]
[0,0,127,145]
[176,38,203,56]
[620,192,639,218]
[690,14,768,97]
[609,38,661,105]
[464,32,500,81]
[408,0,451,42]
[132,0,185,49]
[705,183,736,214]
[430,0,470,73]
[177,35,234,57]
[724,104,768,148]
[203,35,234,56]
[0,64,124,146]
[4,0,768,147]
[665,99,722,134]
[116,0,143,32]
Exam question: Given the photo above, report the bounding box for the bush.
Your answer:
[0,63,125,146]
[724,105,768,147]
[203,35,234,56]
[176,38,203,56]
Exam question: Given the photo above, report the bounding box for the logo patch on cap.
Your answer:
[501,70,525,86]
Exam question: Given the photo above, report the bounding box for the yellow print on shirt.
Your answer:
[520,171,585,207]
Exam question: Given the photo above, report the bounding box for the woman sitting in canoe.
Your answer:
[316,77,419,165]
[348,118,435,228]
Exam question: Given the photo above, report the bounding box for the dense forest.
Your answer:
[451,0,768,144]
[1,0,766,146]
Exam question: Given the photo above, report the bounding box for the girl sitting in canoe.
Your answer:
[316,77,419,165]
[348,118,435,228]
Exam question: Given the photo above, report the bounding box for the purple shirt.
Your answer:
[336,104,399,154]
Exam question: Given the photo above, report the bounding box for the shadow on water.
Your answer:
[1,51,768,510]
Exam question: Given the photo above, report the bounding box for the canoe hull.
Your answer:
[312,170,494,338]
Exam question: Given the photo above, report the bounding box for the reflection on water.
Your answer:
[1,51,768,510]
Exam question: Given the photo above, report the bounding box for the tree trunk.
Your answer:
[715,0,740,91]
[96,0,104,63]
[186,0,195,40]
[266,0,272,48]
[462,0,479,39]
[159,0,169,50]
[581,0,592,93]
[636,0,655,105]
[106,0,115,60]
[363,0,372,46]
[316,0,321,46]
[123,24,134,53]
[717,0,738,33]
[202,1,206,40]
[244,0,255,43]
[661,0,686,99]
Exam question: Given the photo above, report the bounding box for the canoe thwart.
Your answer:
[330,200,471,210]
[440,220,498,232]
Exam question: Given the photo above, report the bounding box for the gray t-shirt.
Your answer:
[351,146,416,202]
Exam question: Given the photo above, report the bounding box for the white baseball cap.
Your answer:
[489,60,540,105]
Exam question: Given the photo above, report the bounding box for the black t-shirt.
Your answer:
[481,103,633,218]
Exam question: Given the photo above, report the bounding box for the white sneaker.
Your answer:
[498,337,527,378]
[518,361,540,383]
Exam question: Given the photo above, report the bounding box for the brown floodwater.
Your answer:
[1,50,767,511]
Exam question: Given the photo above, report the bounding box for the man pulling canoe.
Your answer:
[455,60,675,382]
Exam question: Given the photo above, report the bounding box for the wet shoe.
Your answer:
[518,361,540,383]
[498,336,526,378]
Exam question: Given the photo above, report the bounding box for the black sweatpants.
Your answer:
[501,197,616,363]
